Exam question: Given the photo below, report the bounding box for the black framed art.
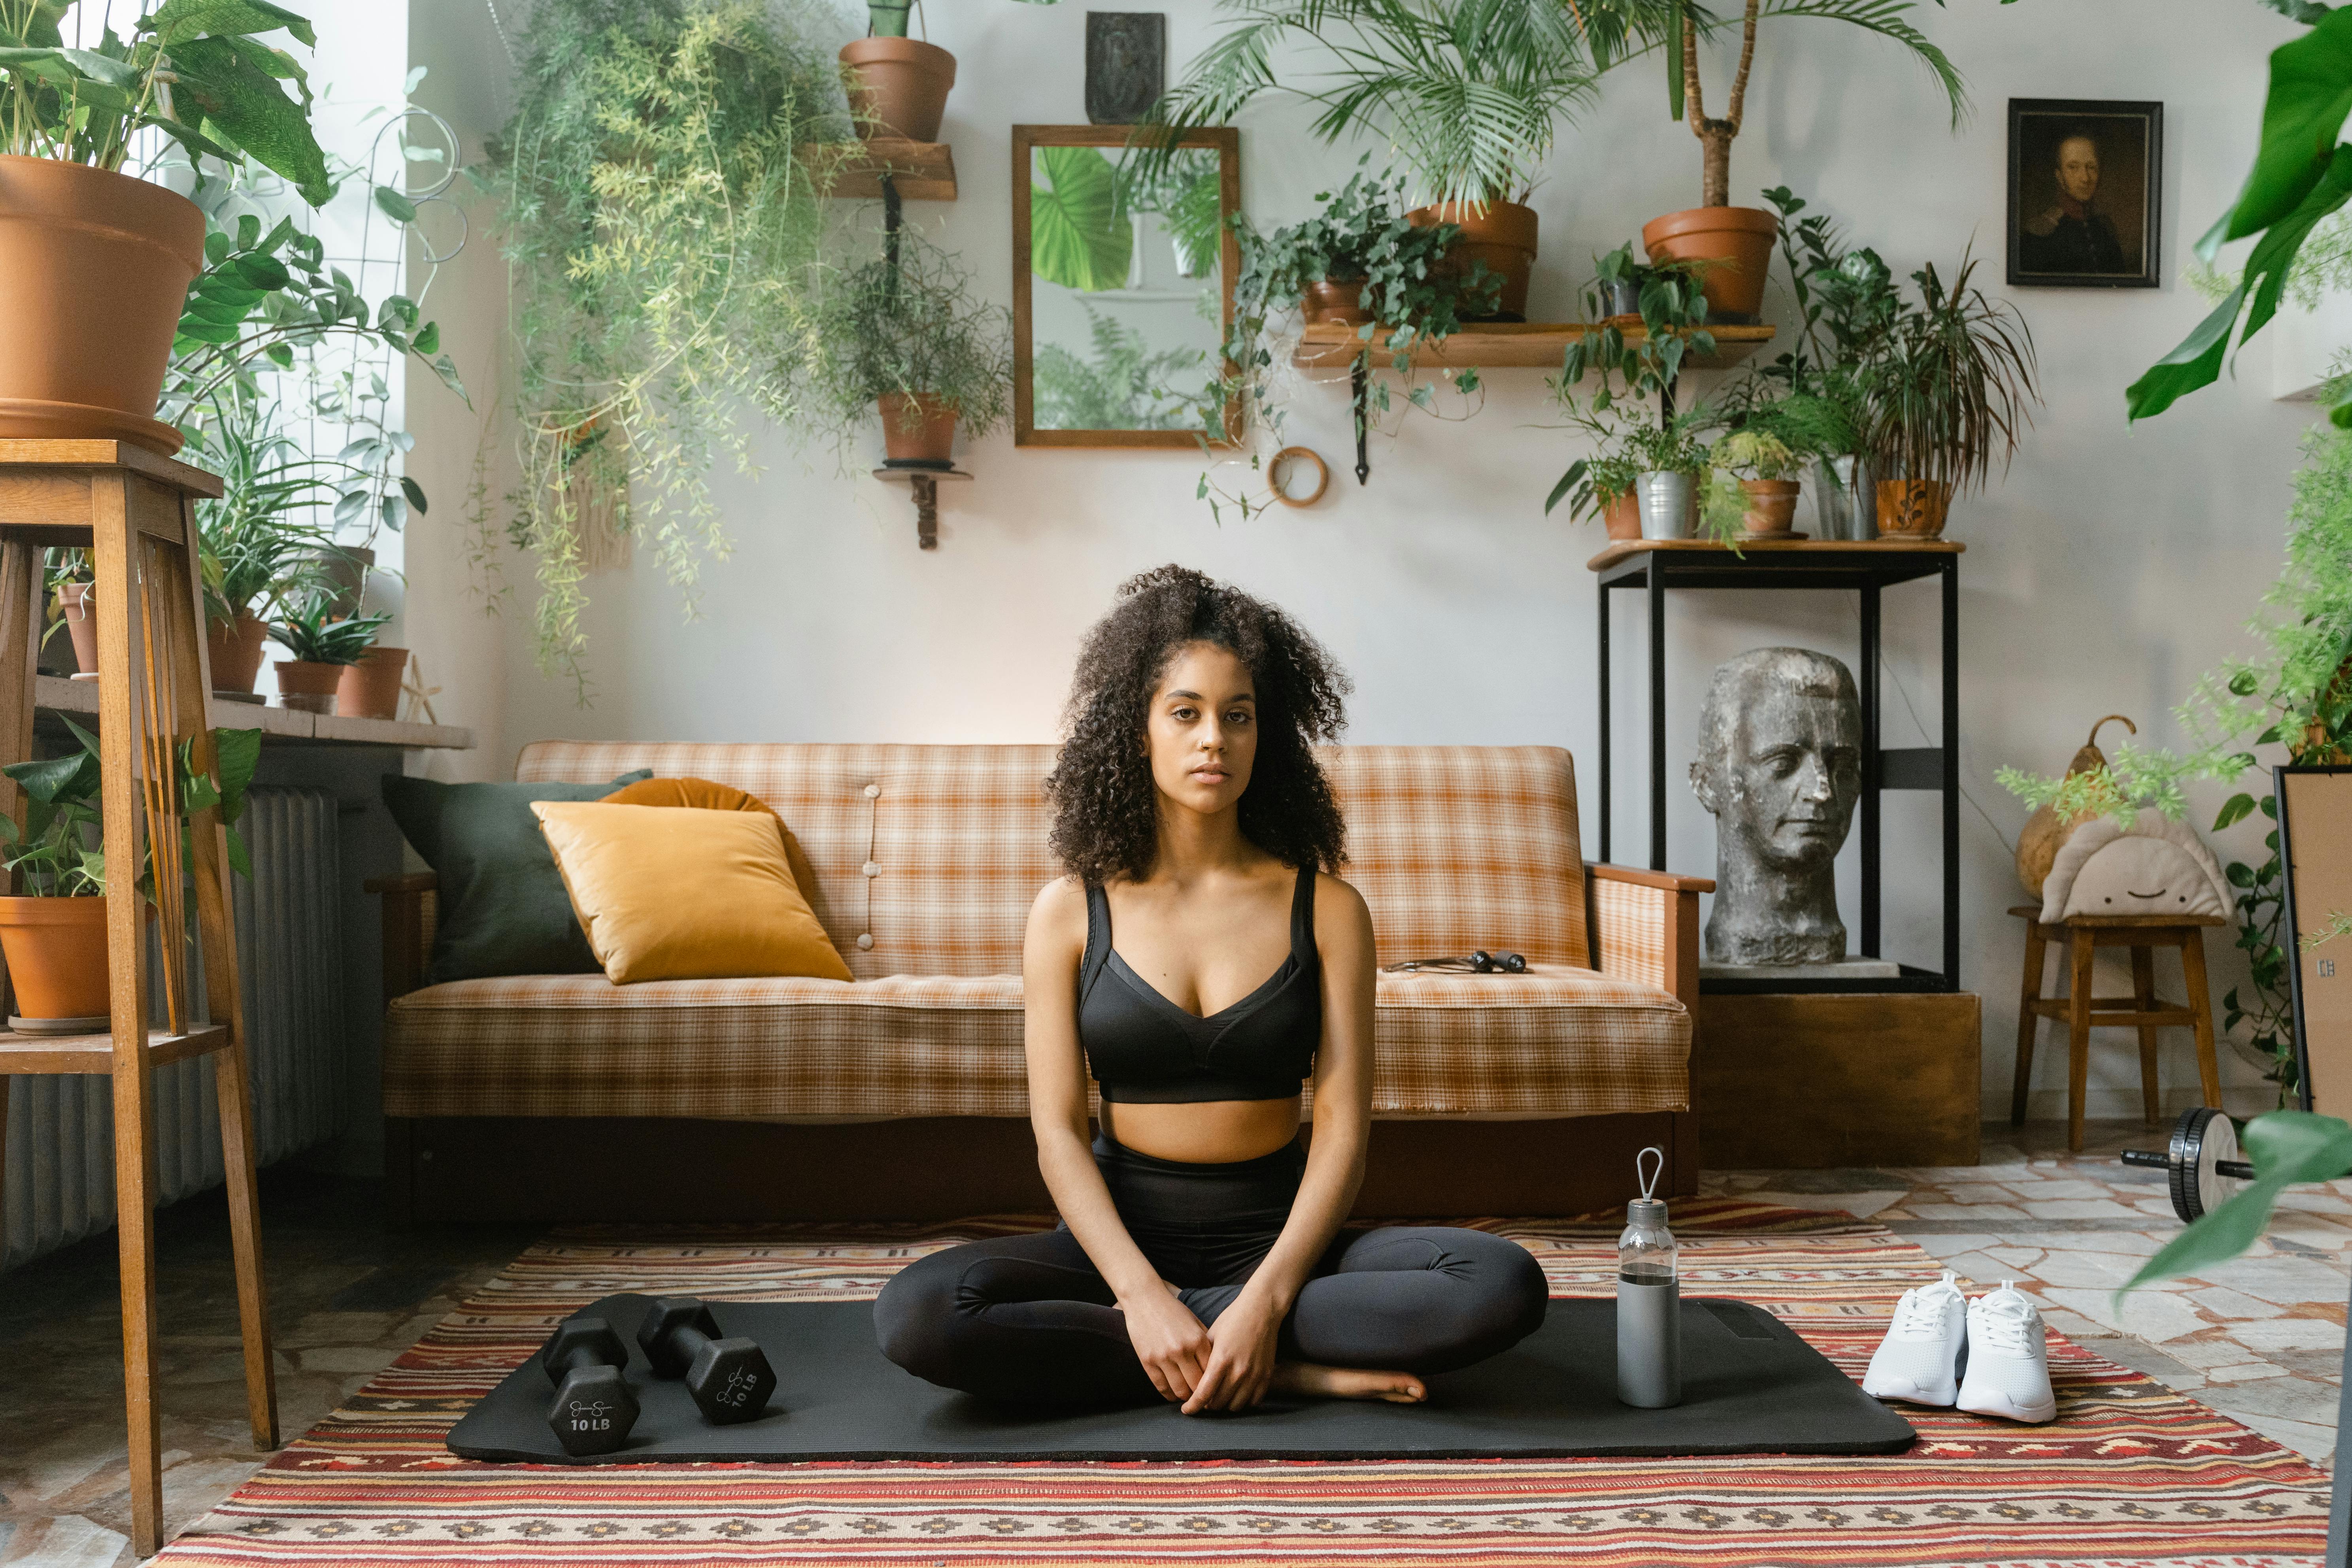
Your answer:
[2277,766,2352,1115]
[2007,98,2162,289]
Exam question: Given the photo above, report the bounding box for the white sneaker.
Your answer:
[1955,1281,2057,1425]
[1862,1270,1967,1406]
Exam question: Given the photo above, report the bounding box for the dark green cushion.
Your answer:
[382,771,652,983]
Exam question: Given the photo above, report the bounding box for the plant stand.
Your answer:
[0,440,274,1557]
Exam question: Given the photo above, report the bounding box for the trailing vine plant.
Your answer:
[485,0,842,692]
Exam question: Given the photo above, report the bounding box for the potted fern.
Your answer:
[808,232,1012,465]
[270,598,388,716]
[0,0,331,453]
[1714,428,1807,538]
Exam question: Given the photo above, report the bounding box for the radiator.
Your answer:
[1,787,349,1270]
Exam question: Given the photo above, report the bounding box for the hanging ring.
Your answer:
[1268,446,1329,508]
[1635,1145,1665,1201]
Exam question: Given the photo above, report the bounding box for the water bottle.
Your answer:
[1616,1145,1681,1408]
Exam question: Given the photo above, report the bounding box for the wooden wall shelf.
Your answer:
[803,139,957,201]
[36,673,473,749]
[1292,321,1774,372]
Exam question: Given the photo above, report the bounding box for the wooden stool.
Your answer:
[0,441,276,1555]
[2008,905,2224,1153]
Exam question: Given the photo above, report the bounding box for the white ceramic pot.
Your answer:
[1637,471,1697,540]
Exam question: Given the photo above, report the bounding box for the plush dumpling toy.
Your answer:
[2038,809,2234,924]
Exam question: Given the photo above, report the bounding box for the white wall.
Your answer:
[405,0,2314,1119]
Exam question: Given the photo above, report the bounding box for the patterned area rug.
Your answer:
[155,1200,2331,1567]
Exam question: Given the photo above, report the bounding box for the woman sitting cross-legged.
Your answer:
[873,565,1548,1413]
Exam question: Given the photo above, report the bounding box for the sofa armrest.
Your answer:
[1585,863,1713,1013]
[365,872,438,1006]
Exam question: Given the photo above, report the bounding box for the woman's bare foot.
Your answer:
[1271,1362,1427,1404]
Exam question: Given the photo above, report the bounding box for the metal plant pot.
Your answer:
[1637,471,1697,540]
[1813,454,1877,541]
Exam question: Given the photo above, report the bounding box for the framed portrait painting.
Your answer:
[2007,98,2162,289]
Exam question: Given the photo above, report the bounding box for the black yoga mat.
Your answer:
[447,1293,1915,1463]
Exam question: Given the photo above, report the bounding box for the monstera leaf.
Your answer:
[1031,145,1130,293]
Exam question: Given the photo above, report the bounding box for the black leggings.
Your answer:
[872,1134,1549,1408]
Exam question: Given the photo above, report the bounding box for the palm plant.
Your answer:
[1639,0,1966,208]
[1142,0,1630,207]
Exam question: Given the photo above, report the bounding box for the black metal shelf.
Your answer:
[1589,540,1963,996]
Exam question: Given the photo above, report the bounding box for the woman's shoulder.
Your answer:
[1307,868,1372,942]
[1025,875,1091,946]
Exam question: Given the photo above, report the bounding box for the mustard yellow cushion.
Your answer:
[529,802,854,985]
[600,776,767,813]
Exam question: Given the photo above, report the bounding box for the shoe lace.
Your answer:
[1973,1285,2038,1356]
[1889,1272,1963,1341]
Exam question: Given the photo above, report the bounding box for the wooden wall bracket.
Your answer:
[872,468,972,549]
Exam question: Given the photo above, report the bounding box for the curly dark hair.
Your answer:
[1044,565,1351,885]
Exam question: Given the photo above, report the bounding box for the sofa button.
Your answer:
[864,783,881,799]
[856,932,874,950]
[863,860,881,877]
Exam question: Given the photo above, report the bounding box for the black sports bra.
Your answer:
[1079,866,1322,1104]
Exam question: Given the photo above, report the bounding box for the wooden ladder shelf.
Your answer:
[0,440,276,1557]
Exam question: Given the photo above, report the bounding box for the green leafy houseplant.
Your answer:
[270,598,389,666]
[486,0,839,691]
[1144,0,1612,209]
[1714,427,1802,481]
[1546,250,1719,527]
[806,230,1012,455]
[0,0,329,200]
[2130,2,2352,423]
[1725,187,1894,446]
[1865,253,2038,530]
[0,718,262,894]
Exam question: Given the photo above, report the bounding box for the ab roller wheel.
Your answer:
[2120,1106,2254,1223]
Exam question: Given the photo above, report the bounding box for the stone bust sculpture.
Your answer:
[1689,647,1863,966]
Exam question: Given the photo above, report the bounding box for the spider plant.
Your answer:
[1141,0,1639,207]
[1866,252,2039,497]
[177,381,364,628]
[269,598,388,666]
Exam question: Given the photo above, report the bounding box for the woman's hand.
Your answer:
[1182,1292,1284,1414]
[1118,1283,1212,1404]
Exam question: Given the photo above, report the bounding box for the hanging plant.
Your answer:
[485,0,843,692]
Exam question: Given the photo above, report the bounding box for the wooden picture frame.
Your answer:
[2277,765,2352,1116]
[2006,98,2163,289]
[1013,124,1241,449]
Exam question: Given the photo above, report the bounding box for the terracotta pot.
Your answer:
[0,157,204,455]
[208,610,269,694]
[1739,477,1803,538]
[840,37,957,142]
[1407,200,1538,320]
[335,645,408,721]
[1601,491,1644,542]
[1642,205,1779,321]
[58,581,95,674]
[274,659,344,715]
[1876,478,1953,539]
[1301,279,1372,326]
[0,894,116,1022]
[877,393,959,464]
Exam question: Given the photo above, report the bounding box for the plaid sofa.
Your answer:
[374,744,1709,1215]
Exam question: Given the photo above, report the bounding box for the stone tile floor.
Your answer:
[1,1123,2344,1564]
[1705,1120,2352,1466]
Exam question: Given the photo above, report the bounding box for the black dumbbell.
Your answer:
[540,1316,640,1456]
[636,1298,777,1425]
[2120,1106,2255,1223]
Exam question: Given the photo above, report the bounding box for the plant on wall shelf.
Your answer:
[1198,164,1499,519]
[270,597,389,666]
[487,0,840,692]
[806,228,1012,463]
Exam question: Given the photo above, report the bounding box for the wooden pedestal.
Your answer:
[1695,991,1982,1168]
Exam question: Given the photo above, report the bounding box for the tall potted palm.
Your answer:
[1145,0,1608,319]
[0,0,331,453]
[1627,0,1965,320]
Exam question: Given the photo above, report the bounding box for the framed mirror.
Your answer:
[1013,125,1240,448]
